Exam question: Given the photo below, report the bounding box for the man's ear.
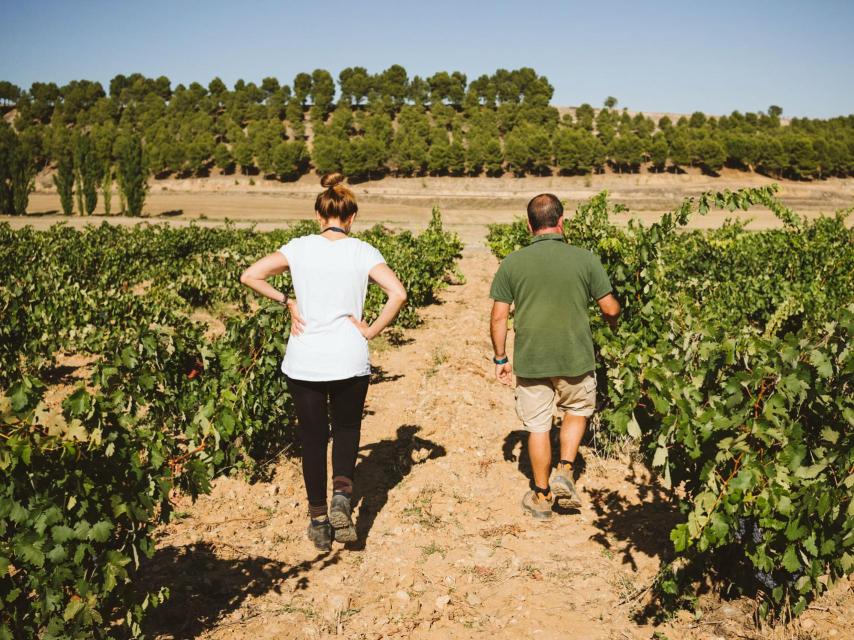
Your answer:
[526,217,533,234]
[557,214,565,230]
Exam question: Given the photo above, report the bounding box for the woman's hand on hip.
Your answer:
[349,316,374,340]
[288,299,305,336]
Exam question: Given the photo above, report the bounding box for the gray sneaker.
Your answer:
[329,493,357,543]
[522,490,554,521]
[307,519,333,551]
[550,463,582,509]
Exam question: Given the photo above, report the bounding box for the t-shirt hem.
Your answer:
[282,365,372,382]
[515,367,596,380]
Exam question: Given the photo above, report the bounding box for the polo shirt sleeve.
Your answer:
[588,254,613,300]
[490,260,514,303]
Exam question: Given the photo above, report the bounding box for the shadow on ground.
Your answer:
[502,427,588,483]
[587,467,682,571]
[141,542,340,638]
[349,424,446,550]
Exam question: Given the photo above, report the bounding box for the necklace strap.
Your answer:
[321,226,349,235]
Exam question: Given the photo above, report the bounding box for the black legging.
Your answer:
[285,375,370,508]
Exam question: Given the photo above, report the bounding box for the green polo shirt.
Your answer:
[489,233,612,378]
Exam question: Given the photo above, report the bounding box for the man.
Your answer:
[490,193,620,521]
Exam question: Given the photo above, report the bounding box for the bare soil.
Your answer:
[10,171,854,248]
[138,251,853,640]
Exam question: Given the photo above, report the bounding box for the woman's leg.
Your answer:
[328,375,371,494]
[285,376,331,517]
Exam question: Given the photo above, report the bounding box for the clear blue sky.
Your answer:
[1,0,852,118]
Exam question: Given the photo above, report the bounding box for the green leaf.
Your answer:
[88,520,114,543]
[782,545,800,572]
[15,541,45,567]
[820,427,839,444]
[670,524,689,552]
[64,598,85,621]
[51,524,75,543]
[627,412,641,439]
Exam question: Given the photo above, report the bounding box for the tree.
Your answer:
[603,96,618,109]
[0,81,21,106]
[381,65,409,107]
[407,76,429,106]
[272,141,309,180]
[0,123,18,214]
[115,133,148,216]
[213,143,234,173]
[575,103,595,131]
[343,136,386,179]
[75,134,102,214]
[338,67,371,105]
[293,73,312,106]
[428,129,452,174]
[310,69,335,115]
[608,134,643,173]
[93,123,116,215]
[52,132,75,215]
[286,99,305,139]
[311,133,346,174]
[695,137,726,175]
[505,124,550,175]
[648,133,669,172]
[233,140,254,174]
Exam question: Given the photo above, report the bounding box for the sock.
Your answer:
[559,459,574,469]
[308,503,328,519]
[534,485,551,498]
[332,475,353,496]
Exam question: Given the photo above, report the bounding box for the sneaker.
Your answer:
[307,518,333,552]
[522,490,554,521]
[550,463,582,509]
[329,493,357,543]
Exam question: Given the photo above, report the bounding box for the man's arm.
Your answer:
[597,293,621,330]
[490,301,513,385]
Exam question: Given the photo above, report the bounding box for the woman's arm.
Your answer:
[239,252,305,335]
[349,263,407,340]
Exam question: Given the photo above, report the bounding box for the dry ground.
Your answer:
[10,171,854,247]
[135,250,851,640]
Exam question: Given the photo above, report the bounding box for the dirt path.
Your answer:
[143,251,852,640]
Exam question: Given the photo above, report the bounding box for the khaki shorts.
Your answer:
[515,372,597,433]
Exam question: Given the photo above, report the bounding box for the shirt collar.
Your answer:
[530,233,565,244]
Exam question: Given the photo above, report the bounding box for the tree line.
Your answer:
[1,68,853,215]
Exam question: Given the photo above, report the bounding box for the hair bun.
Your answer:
[321,172,345,189]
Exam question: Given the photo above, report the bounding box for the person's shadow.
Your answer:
[502,423,587,514]
[349,424,446,549]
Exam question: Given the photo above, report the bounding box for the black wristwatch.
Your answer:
[493,355,509,365]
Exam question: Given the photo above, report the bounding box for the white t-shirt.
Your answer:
[279,234,385,381]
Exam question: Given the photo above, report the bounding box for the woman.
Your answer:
[240,173,407,551]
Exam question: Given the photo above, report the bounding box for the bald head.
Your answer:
[527,193,564,232]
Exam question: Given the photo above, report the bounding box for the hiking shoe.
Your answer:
[522,490,554,521]
[329,493,357,543]
[550,463,583,509]
[307,518,333,552]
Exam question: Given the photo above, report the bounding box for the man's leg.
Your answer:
[550,374,597,509]
[528,430,553,491]
[559,413,587,465]
[516,377,556,520]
